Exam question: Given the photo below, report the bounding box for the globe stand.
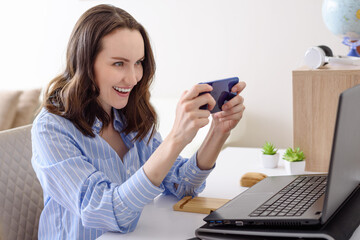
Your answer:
[342,37,360,57]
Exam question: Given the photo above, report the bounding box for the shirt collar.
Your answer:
[91,108,125,134]
[92,118,102,134]
[113,108,125,132]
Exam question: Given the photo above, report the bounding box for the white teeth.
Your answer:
[113,86,131,93]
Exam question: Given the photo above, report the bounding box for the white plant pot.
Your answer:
[284,160,305,175]
[260,153,279,168]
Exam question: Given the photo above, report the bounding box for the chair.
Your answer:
[0,125,43,240]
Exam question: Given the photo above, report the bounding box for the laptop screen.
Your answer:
[322,85,360,224]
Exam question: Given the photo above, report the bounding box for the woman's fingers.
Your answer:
[180,84,216,112]
[221,102,244,116]
[182,84,213,100]
[172,83,218,145]
[222,94,244,111]
[216,104,246,121]
[231,81,246,94]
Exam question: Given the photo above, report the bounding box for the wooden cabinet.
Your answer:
[292,65,360,172]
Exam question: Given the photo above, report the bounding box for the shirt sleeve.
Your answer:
[151,132,214,199]
[31,116,163,233]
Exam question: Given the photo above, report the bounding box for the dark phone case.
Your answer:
[200,77,239,113]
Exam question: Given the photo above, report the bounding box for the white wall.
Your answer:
[0,0,350,148]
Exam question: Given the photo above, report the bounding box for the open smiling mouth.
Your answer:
[113,86,131,94]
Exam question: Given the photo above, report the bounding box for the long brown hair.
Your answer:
[43,4,157,142]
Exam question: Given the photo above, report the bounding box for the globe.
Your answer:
[322,0,360,56]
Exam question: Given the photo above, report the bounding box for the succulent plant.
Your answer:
[282,147,305,162]
[262,142,278,155]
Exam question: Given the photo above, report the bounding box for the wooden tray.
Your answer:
[173,196,230,214]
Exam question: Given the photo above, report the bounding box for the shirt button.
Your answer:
[126,169,131,175]
[96,122,100,127]
[192,169,196,174]
[184,177,189,182]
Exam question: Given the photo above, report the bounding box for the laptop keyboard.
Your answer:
[249,175,327,217]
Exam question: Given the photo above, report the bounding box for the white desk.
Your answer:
[97,147,360,240]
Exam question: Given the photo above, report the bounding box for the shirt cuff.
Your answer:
[117,167,164,212]
[182,152,215,186]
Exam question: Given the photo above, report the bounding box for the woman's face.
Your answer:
[94,28,144,115]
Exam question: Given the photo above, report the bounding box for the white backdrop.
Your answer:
[0,0,350,148]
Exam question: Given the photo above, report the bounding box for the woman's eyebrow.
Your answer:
[111,56,145,62]
[111,56,130,62]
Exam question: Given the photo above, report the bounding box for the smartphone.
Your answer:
[199,77,239,113]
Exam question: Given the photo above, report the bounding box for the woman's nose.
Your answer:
[125,67,138,86]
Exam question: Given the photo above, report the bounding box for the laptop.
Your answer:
[204,84,360,228]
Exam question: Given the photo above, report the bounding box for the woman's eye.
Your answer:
[135,60,143,65]
[114,62,124,67]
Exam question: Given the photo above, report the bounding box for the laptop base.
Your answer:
[196,185,360,240]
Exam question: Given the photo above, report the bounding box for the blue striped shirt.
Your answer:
[31,108,213,240]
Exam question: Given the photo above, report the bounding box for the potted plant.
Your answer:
[283,147,306,174]
[260,141,279,168]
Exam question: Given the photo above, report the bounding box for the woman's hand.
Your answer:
[143,84,216,187]
[212,81,246,134]
[168,84,216,149]
[196,81,246,170]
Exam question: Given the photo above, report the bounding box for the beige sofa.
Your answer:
[0,124,43,240]
[0,89,41,131]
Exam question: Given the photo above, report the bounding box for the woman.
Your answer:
[31,4,246,240]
